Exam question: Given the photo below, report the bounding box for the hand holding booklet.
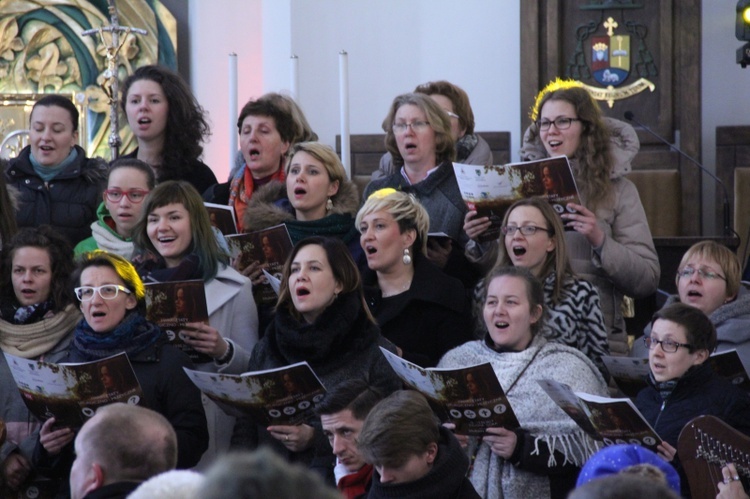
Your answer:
[380,348,519,435]
[184,361,326,426]
[453,156,581,242]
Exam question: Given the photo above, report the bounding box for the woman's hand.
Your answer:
[464,210,491,242]
[561,203,605,249]
[484,427,517,459]
[267,424,315,453]
[443,423,469,449]
[426,238,452,269]
[182,322,229,359]
[717,463,749,499]
[39,418,74,456]
[235,260,268,286]
[2,452,31,490]
[656,440,677,462]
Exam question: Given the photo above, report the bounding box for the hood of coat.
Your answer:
[519,117,639,181]
[243,177,361,233]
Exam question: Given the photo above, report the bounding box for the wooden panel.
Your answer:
[521,0,702,235]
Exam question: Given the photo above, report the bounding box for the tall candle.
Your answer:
[339,50,351,178]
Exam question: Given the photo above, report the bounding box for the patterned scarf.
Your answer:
[455,133,480,162]
[229,166,286,232]
[71,311,163,361]
[648,372,680,402]
[0,299,55,325]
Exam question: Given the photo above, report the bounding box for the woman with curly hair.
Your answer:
[465,81,659,354]
[121,65,217,195]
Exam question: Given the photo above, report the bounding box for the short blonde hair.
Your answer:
[355,189,429,256]
[677,241,741,299]
[285,141,346,184]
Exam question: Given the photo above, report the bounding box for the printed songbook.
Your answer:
[144,279,212,364]
[380,348,519,435]
[452,156,581,242]
[4,352,143,428]
[184,361,326,426]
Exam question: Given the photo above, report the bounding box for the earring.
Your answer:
[402,248,412,265]
[326,198,333,211]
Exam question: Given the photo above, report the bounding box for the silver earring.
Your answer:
[326,198,333,211]
[402,248,411,265]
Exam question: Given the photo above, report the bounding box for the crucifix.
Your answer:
[82,0,147,160]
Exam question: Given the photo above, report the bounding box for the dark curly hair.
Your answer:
[2,226,76,310]
[121,65,211,182]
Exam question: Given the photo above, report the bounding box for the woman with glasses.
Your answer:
[74,158,155,258]
[465,80,659,355]
[481,198,608,375]
[364,93,479,288]
[356,189,474,367]
[5,95,107,247]
[634,303,750,497]
[0,227,79,495]
[36,251,207,484]
[373,81,493,179]
[132,180,258,468]
[631,241,750,363]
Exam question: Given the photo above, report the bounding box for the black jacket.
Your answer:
[364,256,474,367]
[5,145,106,246]
[636,363,750,497]
[367,426,480,499]
[121,148,217,195]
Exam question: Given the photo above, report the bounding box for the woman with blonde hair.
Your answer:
[357,188,473,367]
[465,80,659,354]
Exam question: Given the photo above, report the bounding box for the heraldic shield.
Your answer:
[591,34,631,87]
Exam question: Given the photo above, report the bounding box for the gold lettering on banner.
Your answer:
[580,78,656,107]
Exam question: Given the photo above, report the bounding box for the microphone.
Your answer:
[624,111,732,237]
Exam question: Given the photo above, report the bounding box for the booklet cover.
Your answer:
[144,279,212,364]
[4,352,143,428]
[380,348,519,435]
[226,224,294,305]
[452,156,581,242]
[204,202,238,235]
[538,378,662,452]
[183,361,326,426]
[603,349,750,399]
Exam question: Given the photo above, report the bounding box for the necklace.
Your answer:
[381,277,413,298]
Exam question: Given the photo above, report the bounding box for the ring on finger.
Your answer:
[734,475,741,481]
[285,434,289,442]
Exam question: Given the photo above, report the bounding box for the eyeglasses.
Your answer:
[104,189,150,203]
[676,267,726,281]
[501,225,552,236]
[536,117,581,131]
[444,110,460,119]
[74,284,132,302]
[392,121,430,133]
[643,335,693,353]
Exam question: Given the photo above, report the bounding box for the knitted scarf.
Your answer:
[229,166,285,232]
[0,304,81,358]
[285,213,359,245]
[71,312,163,361]
[90,221,134,258]
[438,335,606,499]
[455,133,480,163]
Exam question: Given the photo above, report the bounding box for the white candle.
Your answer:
[339,50,351,179]
[290,54,299,100]
[229,53,238,174]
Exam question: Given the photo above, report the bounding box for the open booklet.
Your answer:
[603,349,750,399]
[4,352,143,428]
[380,348,519,435]
[144,279,212,364]
[537,379,662,452]
[452,156,581,242]
[183,361,326,426]
[226,224,294,305]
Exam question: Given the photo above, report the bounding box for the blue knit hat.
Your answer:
[576,444,681,494]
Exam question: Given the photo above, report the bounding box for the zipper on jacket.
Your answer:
[653,399,667,431]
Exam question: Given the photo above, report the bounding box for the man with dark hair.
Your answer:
[315,379,383,498]
[357,390,480,498]
[69,404,177,499]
